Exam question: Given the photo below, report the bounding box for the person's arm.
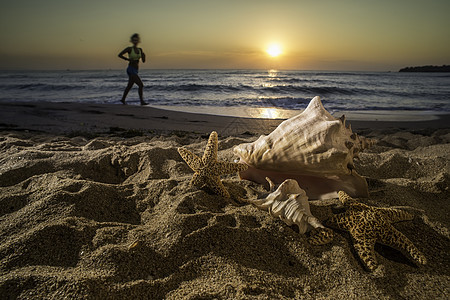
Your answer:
[141,48,146,63]
[118,47,130,61]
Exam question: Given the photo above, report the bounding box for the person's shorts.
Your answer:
[126,66,139,76]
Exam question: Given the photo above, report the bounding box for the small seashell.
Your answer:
[247,178,327,235]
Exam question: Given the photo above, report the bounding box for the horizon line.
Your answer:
[0,67,403,72]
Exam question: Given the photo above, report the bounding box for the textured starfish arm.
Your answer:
[326,213,352,231]
[212,161,248,176]
[380,208,414,223]
[202,131,218,164]
[178,147,203,171]
[308,228,334,245]
[205,176,230,198]
[353,237,378,271]
[338,191,369,210]
[190,173,204,187]
[380,227,427,265]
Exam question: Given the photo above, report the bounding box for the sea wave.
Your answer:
[3,83,87,91]
[0,69,449,112]
[1,82,444,102]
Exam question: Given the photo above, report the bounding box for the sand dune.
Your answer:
[0,125,449,299]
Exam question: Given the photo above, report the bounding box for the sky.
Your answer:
[0,0,449,71]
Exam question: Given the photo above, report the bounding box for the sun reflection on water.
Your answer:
[255,107,282,119]
[263,69,279,87]
[268,69,278,77]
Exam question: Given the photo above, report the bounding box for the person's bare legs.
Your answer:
[134,75,147,105]
[121,75,147,105]
[121,77,134,105]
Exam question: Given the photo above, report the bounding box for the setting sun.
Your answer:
[266,44,282,57]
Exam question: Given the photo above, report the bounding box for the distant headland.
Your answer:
[399,65,450,72]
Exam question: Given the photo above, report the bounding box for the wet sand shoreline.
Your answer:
[0,101,449,136]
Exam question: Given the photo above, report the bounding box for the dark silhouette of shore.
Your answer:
[399,65,450,72]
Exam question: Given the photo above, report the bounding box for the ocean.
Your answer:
[0,69,449,119]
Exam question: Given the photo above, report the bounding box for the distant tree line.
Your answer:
[399,65,450,72]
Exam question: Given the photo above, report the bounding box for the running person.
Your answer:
[118,33,148,105]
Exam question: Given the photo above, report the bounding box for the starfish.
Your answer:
[178,131,248,198]
[326,191,427,271]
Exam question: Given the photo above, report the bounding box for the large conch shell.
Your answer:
[247,178,333,245]
[234,96,375,200]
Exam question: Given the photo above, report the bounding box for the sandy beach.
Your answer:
[0,101,449,299]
